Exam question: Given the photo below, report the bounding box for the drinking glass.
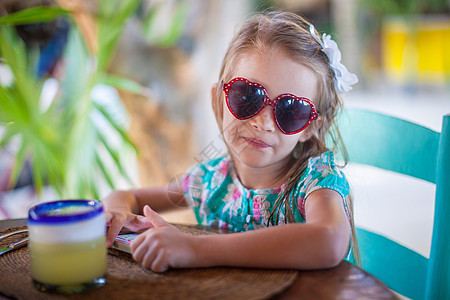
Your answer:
[28,200,107,293]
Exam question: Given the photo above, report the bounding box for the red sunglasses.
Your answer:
[222,77,319,134]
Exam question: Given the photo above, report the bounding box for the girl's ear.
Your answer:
[211,83,218,113]
[297,115,324,142]
[211,82,217,112]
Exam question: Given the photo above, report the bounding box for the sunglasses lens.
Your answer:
[276,97,312,133]
[228,81,265,119]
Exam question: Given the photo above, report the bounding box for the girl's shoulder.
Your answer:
[297,150,349,196]
[298,150,349,199]
[295,151,350,217]
[183,156,232,184]
[189,156,231,173]
[305,150,344,177]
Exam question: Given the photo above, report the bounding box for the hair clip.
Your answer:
[309,25,358,94]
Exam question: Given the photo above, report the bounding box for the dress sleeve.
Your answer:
[181,164,205,210]
[297,151,350,218]
[180,157,230,225]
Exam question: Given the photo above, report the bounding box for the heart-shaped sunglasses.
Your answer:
[222,77,319,134]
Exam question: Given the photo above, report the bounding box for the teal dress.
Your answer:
[182,151,350,231]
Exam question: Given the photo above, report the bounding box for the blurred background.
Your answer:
[0,0,449,261]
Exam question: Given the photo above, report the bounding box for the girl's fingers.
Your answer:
[129,209,180,272]
[105,211,113,226]
[131,228,170,272]
[141,243,159,270]
[143,205,168,228]
[130,231,145,253]
[150,252,169,273]
[132,235,156,268]
[106,212,155,248]
[132,243,147,265]
[106,215,126,248]
[130,234,145,262]
[126,214,154,231]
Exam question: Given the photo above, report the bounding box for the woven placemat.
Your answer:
[0,225,297,300]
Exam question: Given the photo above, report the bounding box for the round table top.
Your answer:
[0,218,397,299]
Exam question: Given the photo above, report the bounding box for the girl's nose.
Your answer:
[249,106,275,132]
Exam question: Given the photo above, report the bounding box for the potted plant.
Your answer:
[0,0,147,201]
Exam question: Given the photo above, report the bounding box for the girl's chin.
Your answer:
[228,140,293,169]
[231,150,279,169]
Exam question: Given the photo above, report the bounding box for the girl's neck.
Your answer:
[231,155,293,190]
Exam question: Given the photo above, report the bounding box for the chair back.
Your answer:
[337,108,450,300]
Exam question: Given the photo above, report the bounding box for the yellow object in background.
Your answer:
[382,16,450,85]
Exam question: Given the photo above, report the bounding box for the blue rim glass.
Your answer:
[28,200,104,224]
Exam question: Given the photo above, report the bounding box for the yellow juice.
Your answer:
[30,236,106,285]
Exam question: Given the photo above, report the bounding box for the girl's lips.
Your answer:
[243,137,272,148]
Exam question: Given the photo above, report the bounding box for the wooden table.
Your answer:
[0,219,397,299]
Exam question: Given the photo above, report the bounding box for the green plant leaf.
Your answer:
[89,182,101,201]
[91,101,137,151]
[0,6,69,25]
[142,0,187,47]
[65,113,98,195]
[97,131,134,185]
[159,1,188,47]
[29,153,44,196]
[58,26,91,109]
[95,153,115,189]
[7,142,28,190]
[99,74,148,95]
[0,126,16,150]
[1,4,138,200]
[97,0,140,71]
[0,86,20,123]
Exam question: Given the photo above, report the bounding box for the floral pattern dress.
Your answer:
[182,151,350,231]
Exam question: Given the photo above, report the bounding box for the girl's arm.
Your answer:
[103,180,188,247]
[131,188,351,272]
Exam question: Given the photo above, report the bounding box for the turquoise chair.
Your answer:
[337,108,449,300]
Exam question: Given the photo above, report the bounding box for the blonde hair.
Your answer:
[212,10,359,265]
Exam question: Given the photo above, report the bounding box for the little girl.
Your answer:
[103,10,359,273]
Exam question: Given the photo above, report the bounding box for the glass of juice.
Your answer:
[28,200,107,293]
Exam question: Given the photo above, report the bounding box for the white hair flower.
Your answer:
[309,25,358,94]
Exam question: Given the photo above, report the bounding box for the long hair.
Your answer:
[212,10,360,266]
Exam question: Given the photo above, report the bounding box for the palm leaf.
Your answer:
[97,0,140,71]
[29,149,44,195]
[1,4,139,200]
[0,125,16,150]
[64,111,97,197]
[161,1,187,47]
[89,180,101,201]
[142,0,187,47]
[99,74,149,96]
[0,85,20,123]
[91,101,137,150]
[0,6,69,25]
[95,152,115,189]
[97,131,134,185]
[7,142,28,190]
[0,27,37,110]
[57,26,91,110]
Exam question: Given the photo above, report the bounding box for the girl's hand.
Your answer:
[103,191,154,247]
[105,210,154,248]
[131,205,197,273]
